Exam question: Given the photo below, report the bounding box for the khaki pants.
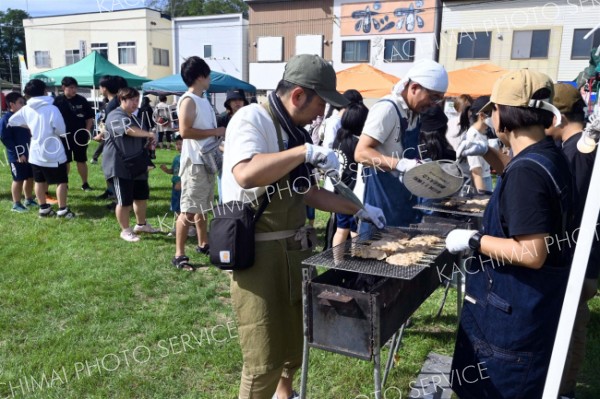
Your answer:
[238,360,301,399]
[560,278,598,394]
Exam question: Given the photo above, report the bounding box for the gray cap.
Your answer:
[283,54,349,108]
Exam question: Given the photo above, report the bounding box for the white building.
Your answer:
[440,0,600,81]
[22,8,173,81]
[332,0,441,77]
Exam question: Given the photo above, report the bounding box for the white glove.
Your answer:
[305,143,340,173]
[395,158,420,173]
[395,158,420,183]
[355,204,386,230]
[445,229,478,254]
[456,136,489,158]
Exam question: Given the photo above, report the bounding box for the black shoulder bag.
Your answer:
[209,103,284,270]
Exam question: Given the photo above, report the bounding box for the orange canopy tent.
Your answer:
[446,63,508,97]
[336,64,400,99]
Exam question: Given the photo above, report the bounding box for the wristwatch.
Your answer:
[468,232,482,250]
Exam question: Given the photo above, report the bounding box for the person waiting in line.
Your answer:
[546,83,599,399]
[331,101,369,247]
[155,95,174,150]
[8,79,75,218]
[321,89,363,150]
[446,93,473,151]
[137,96,156,159]
[102,87,159,242]
[355,59,448,233]
[457,95,494,192]
[54,76,95,192]
[0,92,37,212]
[217,88,249,128]
[445,70,573,398]
[417,104,456,215]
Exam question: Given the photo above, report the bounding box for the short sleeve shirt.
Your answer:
[497,138,572,267]
[221,104,289,202]
[54,94,94,133]
[361,95,418,158]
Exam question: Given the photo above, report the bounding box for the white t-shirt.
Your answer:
[177,92,218,166]
[321,111,341,150]
[465,127,491,177]
[222,104,289,202]
[361,94,418,158]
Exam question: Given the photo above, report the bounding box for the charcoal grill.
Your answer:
[299,226,459,399]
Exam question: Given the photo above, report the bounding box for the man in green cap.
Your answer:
[221,54,386,399]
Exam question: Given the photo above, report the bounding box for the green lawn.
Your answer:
[0,142,598,398]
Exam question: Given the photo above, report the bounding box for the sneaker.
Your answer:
[90,159,98,164]
[81,182,93,192]
[45,194,59,205]
[96,190,113,200]
[39,207,56,217]
[133,223,160,234]
[57,207,76,219]
[167,229,176,237]
[24,198,38,208]
[120,228,140,242]
[11,203,28,213]
[196,244,210,255]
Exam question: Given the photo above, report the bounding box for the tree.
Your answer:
[0,8,30,84]
[148,0,248,18]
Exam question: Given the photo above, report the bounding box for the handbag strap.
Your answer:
[252,103,286,222]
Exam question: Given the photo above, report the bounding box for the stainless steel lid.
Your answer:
[403,160,464,199]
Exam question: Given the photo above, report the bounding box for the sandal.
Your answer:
[171,255,195,271]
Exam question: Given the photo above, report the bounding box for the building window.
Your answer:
[65,49,81,65]
[204,45,212,59]
[34,51,51,68]
[118,42,136,64]
[456,32,491,60]
[91,43,108,59]
[384,39,415,62]
[342,40,370,63]
[512,30,550,59]
[572,29,600,59]
[152,48,169,66]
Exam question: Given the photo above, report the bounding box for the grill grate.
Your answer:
[413,195,490,218]
[303,227,449,280]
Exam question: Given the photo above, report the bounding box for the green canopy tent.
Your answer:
[30,52,150,88]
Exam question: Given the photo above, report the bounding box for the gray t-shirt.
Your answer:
[102,107,148,180]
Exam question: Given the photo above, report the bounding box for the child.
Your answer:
[160,135,196,238]
[0,92,37,212]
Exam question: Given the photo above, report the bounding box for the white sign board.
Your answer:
[257,36,283,62]
[296,35,323,57]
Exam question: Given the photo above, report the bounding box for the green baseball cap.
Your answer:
[283,54,349,108]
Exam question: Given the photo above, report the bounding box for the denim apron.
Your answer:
[360,100,421,233]
[451,152,570,399]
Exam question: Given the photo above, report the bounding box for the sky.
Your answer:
[2,0,148,17]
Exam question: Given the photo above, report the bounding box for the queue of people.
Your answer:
[1,53,598,399]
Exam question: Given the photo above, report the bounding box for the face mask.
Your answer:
[484,117,494,129]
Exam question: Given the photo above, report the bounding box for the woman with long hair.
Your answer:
[445,70,573,398]
[331,102,369,246]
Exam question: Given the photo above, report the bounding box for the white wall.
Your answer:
[173,14,248,81]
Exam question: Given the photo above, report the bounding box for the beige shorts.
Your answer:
[179,158,215,214]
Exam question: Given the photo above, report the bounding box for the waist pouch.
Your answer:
[209,199,268,270]
[200,143,223,175]
[122,150,152,179]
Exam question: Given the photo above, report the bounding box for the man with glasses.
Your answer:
[355,59,448,231]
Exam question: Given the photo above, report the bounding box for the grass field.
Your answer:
[0,142,598,399]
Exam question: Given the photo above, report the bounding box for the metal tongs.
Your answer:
[325,170,365,210]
